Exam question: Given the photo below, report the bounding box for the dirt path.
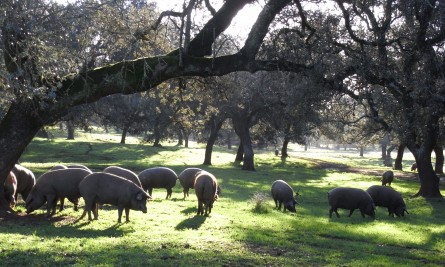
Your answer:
[303,158,420,181]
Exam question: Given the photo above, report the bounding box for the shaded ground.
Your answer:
[0,211,78,225]
[305,158,420,181]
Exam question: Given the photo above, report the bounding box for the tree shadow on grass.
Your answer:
[175,215,206,230]
[0,212,128,238]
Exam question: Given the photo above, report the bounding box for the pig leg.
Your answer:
[166,188,172,199]
[46,195,57,217]
[93,202,99,220]
[68,197,79,211]
[348,209,355,217]
[148,188,153,198]
[197,199,203,215]
[329,207,340,218]
[59,197,65,211]
[117,206,124,223]
[278,201,283,211]
[125,207,130,222]
[83,198,94,221]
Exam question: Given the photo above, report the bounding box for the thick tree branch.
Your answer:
[185,0,252,57]
[240,0,292,59]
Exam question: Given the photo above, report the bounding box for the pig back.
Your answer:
[328,187,373,209]
[138,167,177,188]
[79,172,145,206]
[36,168,92,198]
[104,166,142,188]
[366,185,402,207]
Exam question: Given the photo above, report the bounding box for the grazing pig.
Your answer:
[103,166,142,188]
[50,164,92,210]
[271,180,299,213]
[138,167,178,199]
[381,170,394,186]
[328,187,375,218]
[51,164,91,172]
[366,185,409,217]
[79,172,150,223]
[194,171,218,216]
[25,168,92,217]
[4,171,17,208]
[12,164,36,203]
[178,168,203,199]
[411,162,417,172]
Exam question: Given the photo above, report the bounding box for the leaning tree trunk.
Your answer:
[120,125,129,144]
[203,118,224,165]
[434,145,444,174]
[0,102,45,213]
[281,136,290,159]
[394,144,405,170]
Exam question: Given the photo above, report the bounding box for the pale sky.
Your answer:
[154,0,262,38]
[54,0,262,38]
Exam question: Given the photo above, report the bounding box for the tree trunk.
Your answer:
[66,120,75,140]
[152,124,162,147]
[177,130,183,146]
[384,144,397,167]
[281,136,290,159]
[434,145,444,174]
[203,118,224,165]
[394,144,405,170]
[381,143,387,159]
[120,126,128,144]
[232,114,255,171]
[235,143,244,162]
[359,147,364,157]
[0,102,44,213]
[227,131,232,149]
[408,146,442,198]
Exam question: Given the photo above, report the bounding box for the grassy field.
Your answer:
[1,131,444,266]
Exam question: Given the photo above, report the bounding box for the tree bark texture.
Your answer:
[394,144,405,171]
[203,117,224,165]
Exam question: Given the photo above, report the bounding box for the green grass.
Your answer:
[2,132,444,266]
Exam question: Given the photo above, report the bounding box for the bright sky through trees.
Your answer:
[54,0,261,39]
